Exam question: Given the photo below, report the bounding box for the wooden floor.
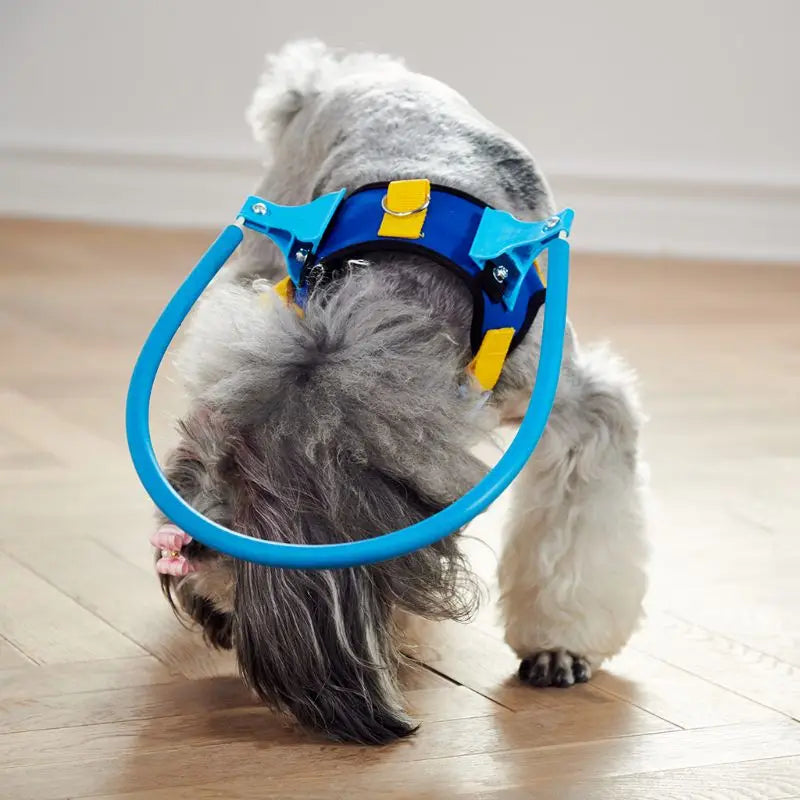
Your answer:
[0,218,798,799]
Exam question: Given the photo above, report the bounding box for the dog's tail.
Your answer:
[246,39,405,148]
[179,269,489,743]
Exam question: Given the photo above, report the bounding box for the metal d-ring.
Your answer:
[380,193,430,217]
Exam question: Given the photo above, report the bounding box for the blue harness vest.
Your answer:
[248,179,573,391]
[300,182,547,357]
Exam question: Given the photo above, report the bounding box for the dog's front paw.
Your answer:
[518,650,591,688]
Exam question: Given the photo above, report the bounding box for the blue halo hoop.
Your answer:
[125,194,573,569]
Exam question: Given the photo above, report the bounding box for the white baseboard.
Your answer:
[0,146,258,231]
[1,145,798,262]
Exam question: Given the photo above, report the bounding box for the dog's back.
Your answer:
[237,40,555,280]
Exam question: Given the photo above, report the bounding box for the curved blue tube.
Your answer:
[125,226,570,569]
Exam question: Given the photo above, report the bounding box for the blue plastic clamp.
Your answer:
[237,190,347,285]
[470,208,575,309]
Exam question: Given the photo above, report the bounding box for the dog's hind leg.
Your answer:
[497,343,649,685]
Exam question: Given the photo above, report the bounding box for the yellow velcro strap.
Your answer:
[378,178,430,239]
[269,276,304,317]
[272,276,293,303]
[533,258,546,287]
[467,328,515,392]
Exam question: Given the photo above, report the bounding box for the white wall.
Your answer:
[1,0,798,260]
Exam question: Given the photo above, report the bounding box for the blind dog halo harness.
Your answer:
[126,179,574,569]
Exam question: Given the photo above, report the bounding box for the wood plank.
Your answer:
[473,756,800,800]
[397,661,454,691]
[0,552,146,663]
[594,647,786,727]
[0,476,151,527]
[0,425,59,470]
[92,527,159,573]
[0,637,34,669]
[87,757,800,800]
[644,455,800,668]
[2,720,795,800]
[0,390,124,468]
[0,676,255,735]
[0,656,175,700]
[405,616,624,715]
[404,685,510,721]
[0,506,153,575]
[0,465,82,488]
[0,697,675,798]
[632,611,800,718]
[3,536,236,679]
[0,685,509,767]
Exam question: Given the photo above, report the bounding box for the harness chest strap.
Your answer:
[272,275,299,310]
[467,327,515,391]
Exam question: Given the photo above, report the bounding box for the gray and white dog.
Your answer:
[154,40,649,744]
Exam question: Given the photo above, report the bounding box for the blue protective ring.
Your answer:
[125,222,571,569]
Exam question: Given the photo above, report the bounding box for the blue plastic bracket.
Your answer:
[237,189,347,285]
[470,208,574,309]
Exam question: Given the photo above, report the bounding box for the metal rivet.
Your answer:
[295,248,309,263]
[492,264,509,283]
[542,215,560,231]
[251,202,267,215]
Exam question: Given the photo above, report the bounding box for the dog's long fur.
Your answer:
[155,40,649,743]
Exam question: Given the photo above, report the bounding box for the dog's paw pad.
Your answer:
[518,650,591,688]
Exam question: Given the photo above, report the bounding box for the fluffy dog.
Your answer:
[152,40,649,744]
